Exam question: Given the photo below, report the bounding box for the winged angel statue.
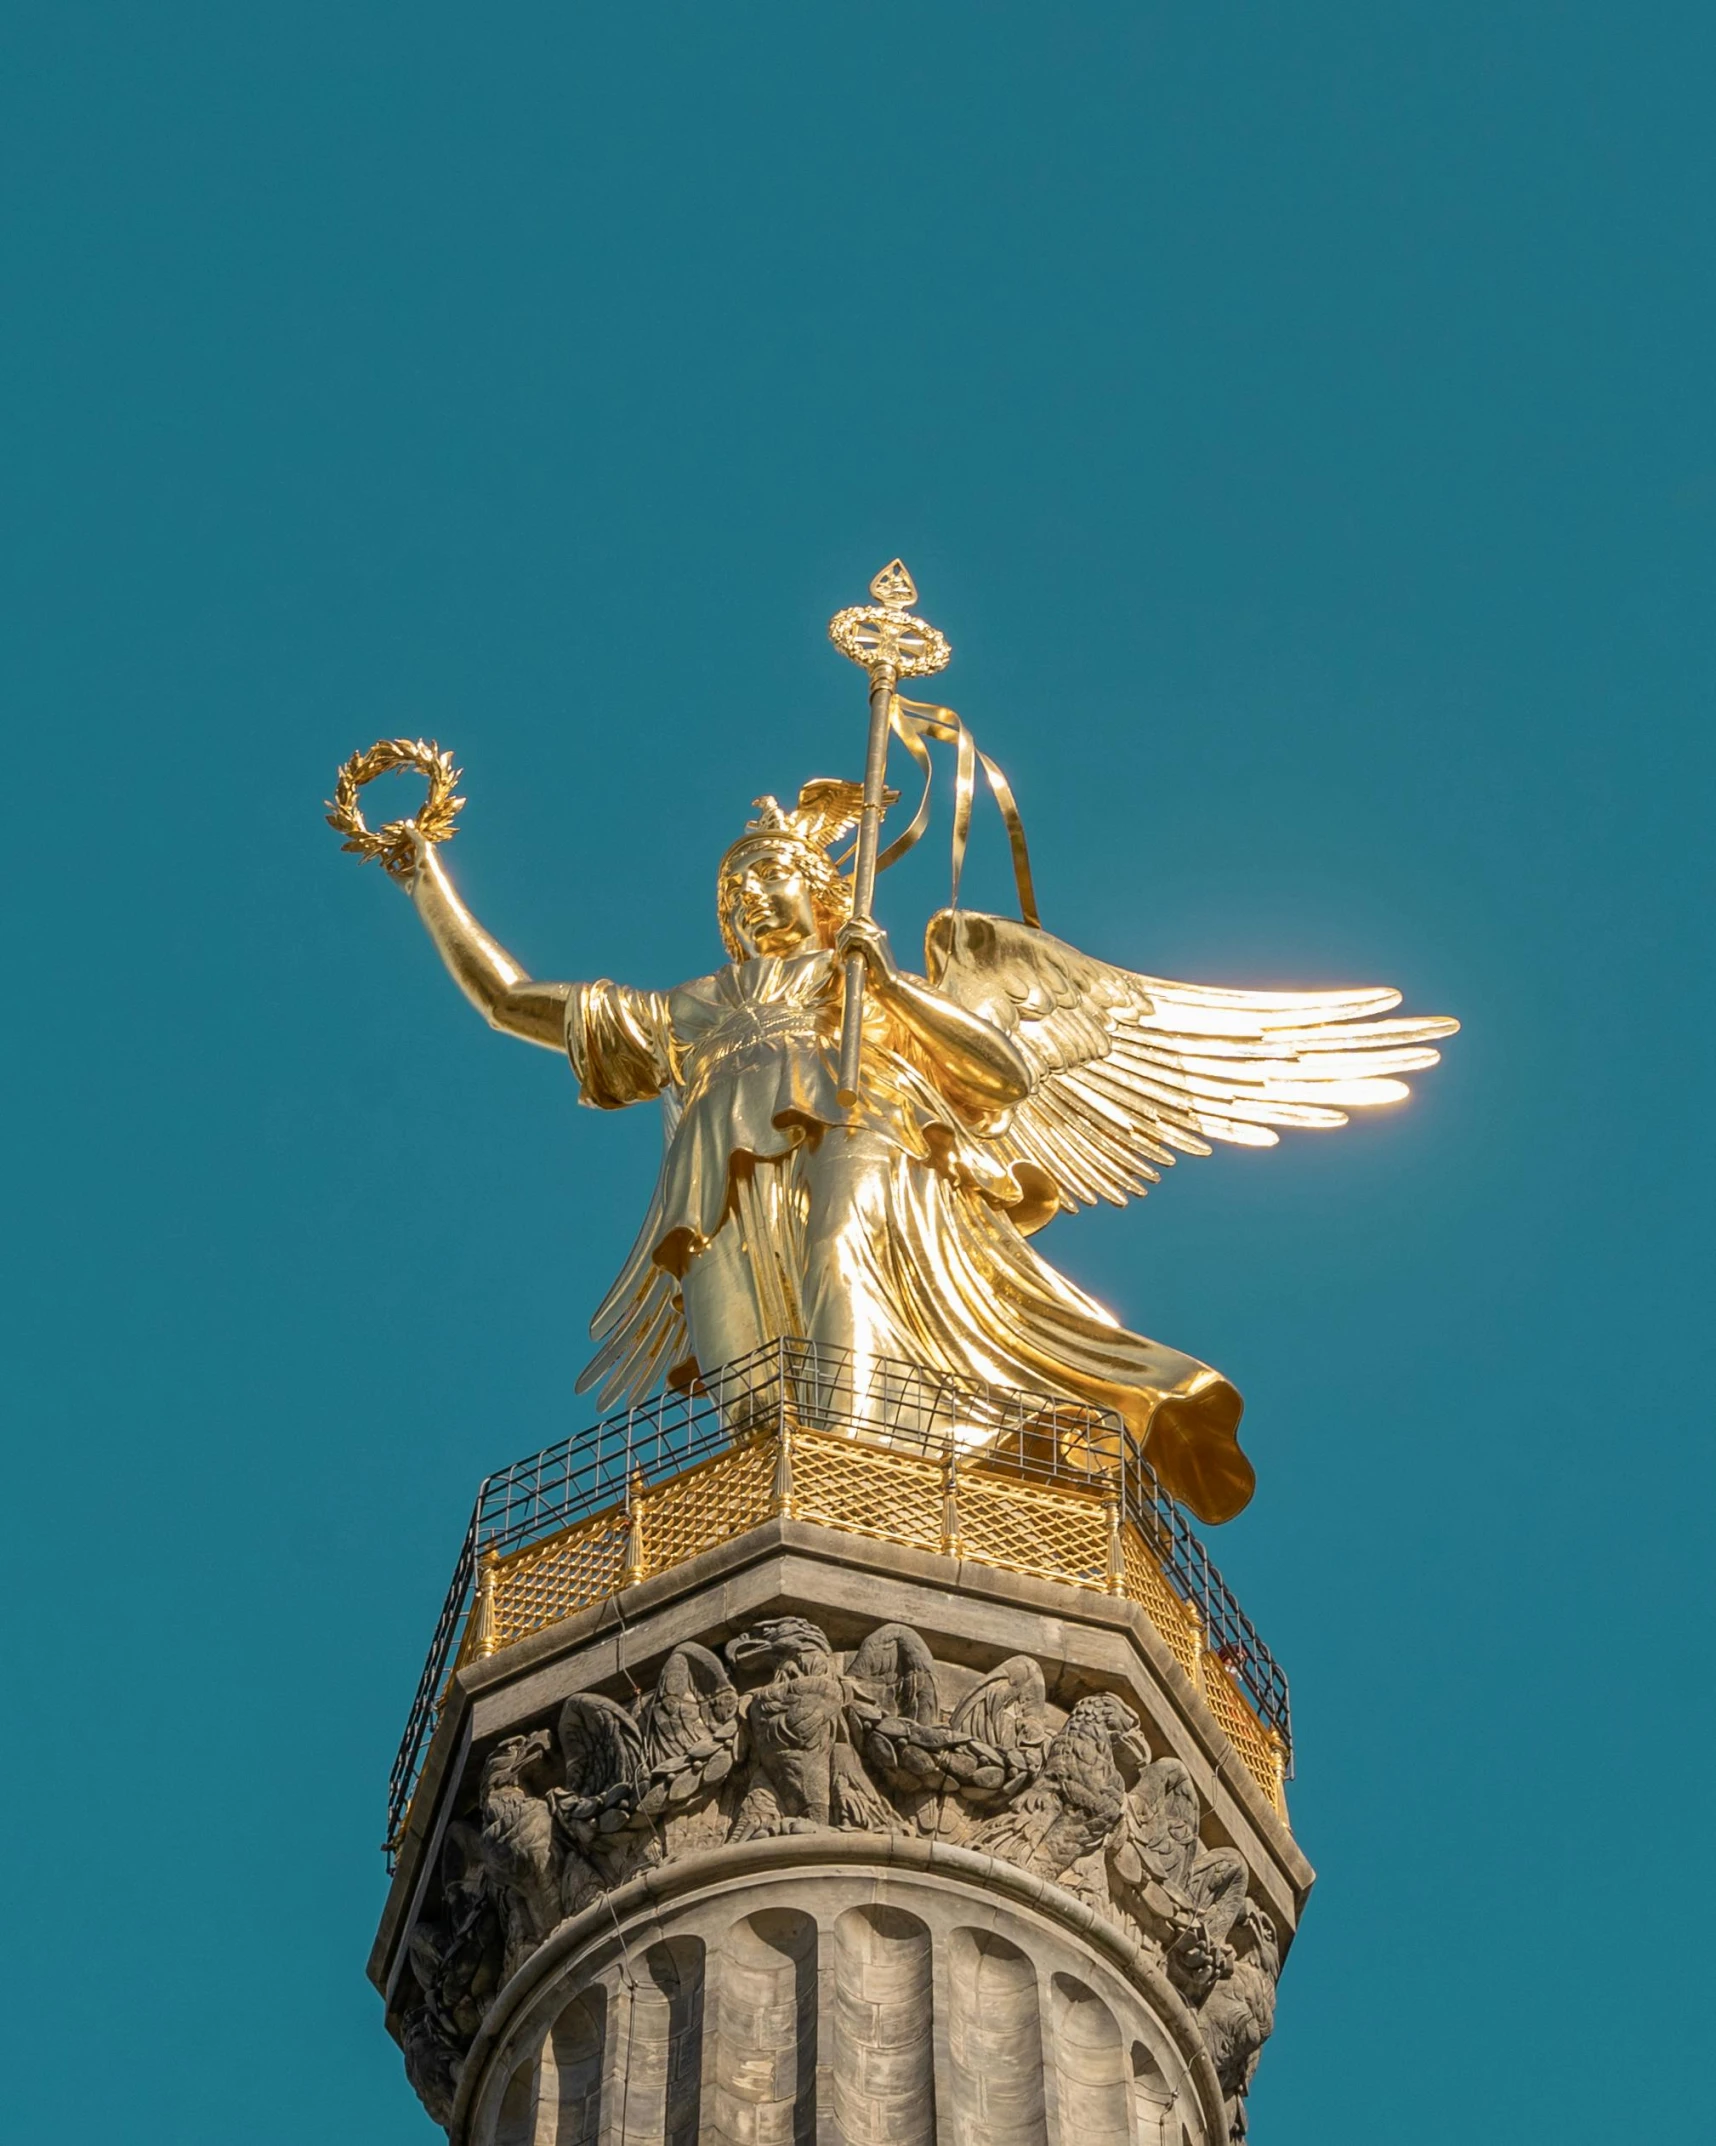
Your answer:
[371,723,1454,1524]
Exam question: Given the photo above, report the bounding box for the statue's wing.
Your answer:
[847,1623,942,1724]
[639,1642,739,1768]
[577,1254,686,1410]
[926,910,1457,1219]
[792,777,867,851]
[949,1654,1048,1751]
[576,1093,691,1407]
[557,1693,646,1798]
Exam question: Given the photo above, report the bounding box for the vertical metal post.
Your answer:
[770,1418,797,1519]
[473,1546,500,1659]
[623,1470,647,1587]
[1181,1595,1206,1693]
[940,1443,963,1559]
[1267,1727,1289,1818]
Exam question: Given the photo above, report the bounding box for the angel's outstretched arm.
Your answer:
[404,833,571,1051]
[837,918,1030,1110]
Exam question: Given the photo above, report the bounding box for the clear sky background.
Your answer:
[4,6,1711,2140]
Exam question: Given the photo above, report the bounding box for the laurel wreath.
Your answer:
[325,738,464,882]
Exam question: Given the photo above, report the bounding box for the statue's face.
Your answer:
[724,843,821,958]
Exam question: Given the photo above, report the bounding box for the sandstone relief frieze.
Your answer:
[399,1618,1281,2139]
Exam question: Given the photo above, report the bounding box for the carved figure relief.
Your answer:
[401,1825,502,2127]
[397,1622,1281,2137]
[726,1618,896,1837]
[971,1690,1148,1881]
[1197,1902,1281,2140]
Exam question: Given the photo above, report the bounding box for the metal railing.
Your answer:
[386,1340,1290,1853]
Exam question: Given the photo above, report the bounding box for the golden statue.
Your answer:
[329,565,1455,1524]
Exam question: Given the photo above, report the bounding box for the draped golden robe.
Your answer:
[565,948,1253,1523]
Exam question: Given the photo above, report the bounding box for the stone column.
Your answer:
[373,1520,1310,2143]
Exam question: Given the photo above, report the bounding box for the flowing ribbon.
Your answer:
[871,693,1042,928]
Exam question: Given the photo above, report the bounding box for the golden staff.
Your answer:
[827,559,952,1106]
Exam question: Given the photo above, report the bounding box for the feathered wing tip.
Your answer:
[575,1095,692,1408]
[926,908,1458,1216]
[575,1264,687,1411]
[790,777,869,852]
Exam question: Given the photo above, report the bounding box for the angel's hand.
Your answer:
[386,819,432,890]
[835,916,899,986]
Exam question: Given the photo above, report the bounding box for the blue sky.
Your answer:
[3,6,1711,2139]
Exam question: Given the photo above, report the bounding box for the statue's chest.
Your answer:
[678,977,834,1089]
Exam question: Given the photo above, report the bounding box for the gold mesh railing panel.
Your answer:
[491,1516,628,1649]
[956,1466,1109,1589]
[1199,1650,1287,1818]
[789,1431,945,1553]
[1122,1527,1204,1682]
[639,1439,777,1575]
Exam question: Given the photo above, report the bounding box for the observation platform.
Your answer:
[388,1342,1291,1855]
